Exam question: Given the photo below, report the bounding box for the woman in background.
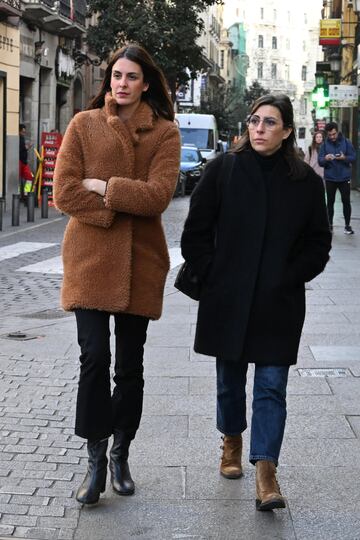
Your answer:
[304,131,325,182]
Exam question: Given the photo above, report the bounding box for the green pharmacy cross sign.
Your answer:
[311,85,330,109]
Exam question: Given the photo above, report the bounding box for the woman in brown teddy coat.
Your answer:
[53,43,180,505]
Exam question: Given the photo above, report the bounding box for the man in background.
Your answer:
[318,121,356,235]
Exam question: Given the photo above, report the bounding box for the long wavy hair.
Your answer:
[233,94,306,177]
[87,43,174,121]
[310,130,325,152]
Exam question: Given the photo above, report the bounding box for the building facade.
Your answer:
[19,0,87,184]
[0,0,21,203]
[223,0,324,149]
[177,4,226,110]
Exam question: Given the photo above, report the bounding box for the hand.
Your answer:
[325,154,335,161]
[82,178,106,196]
[335,152,345,160]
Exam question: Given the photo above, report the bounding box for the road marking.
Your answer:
[0,241,57,262]
[16,247,184,275]
[18,255,63,274]
[169,247,184,269]
[0,217,65,239]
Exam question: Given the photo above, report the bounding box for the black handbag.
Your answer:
[174,261,201,301]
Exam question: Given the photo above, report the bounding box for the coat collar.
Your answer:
[103,93,155,144]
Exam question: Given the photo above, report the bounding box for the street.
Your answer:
[1,192,360,540]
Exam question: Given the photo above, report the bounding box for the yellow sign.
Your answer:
[319,19,341,45]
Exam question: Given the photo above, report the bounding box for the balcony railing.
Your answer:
[0,0,21,17]
[22,0,86,36]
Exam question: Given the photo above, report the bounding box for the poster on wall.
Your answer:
[329,85,358,107]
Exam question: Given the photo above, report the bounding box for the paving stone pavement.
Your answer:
[0,193,360,539]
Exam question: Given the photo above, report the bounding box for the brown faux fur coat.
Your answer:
[53,94,181,319]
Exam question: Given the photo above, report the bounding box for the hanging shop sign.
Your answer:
[41,132,63,205]
[319,19,341,46]
[329,85,358,107]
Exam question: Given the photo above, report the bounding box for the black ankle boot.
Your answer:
[76,439,108,505]
[109,431,134,496]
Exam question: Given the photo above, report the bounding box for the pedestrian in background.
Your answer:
[19,124,33,202]
[181,94,331,511]
[54,43,180,505]
[304,131,324,183]
[318,121,356,234]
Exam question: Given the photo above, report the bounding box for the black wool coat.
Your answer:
[181,150,332,365]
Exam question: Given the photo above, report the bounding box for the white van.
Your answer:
[175,113,222,161]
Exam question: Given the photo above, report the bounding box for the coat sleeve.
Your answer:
[103,124,180,216]
[53,118,116,228]
[180,156,223,280]
[285,173,332,285]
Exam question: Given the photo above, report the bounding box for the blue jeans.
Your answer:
[216,360,289,466]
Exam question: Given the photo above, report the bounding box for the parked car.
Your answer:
[176,113,222,161]
[180,145,206,194]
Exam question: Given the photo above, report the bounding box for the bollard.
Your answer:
[27,192,35,222]
[41,189,48,219]
[12,194,20,226]
[0,198,4,231]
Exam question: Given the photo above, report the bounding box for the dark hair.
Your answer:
[19,123,26,131]
[325,121,338,132]
[87,43,174,121]
[233,93,305,177]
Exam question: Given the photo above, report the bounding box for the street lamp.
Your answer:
[351,0,360,13]
[329,53,342,72]
[72,50,102,68]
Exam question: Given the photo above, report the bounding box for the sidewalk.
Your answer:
[0,191,360,539]
[0,201,62,238]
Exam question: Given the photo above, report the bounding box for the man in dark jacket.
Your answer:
[318,121,356,234]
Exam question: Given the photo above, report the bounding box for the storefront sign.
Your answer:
[329,85,358,107]
[319,19,341,46]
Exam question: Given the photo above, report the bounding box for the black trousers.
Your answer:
[325,180,351,226]
[74,309,149,441]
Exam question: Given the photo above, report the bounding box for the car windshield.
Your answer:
[180,128,214,151]
[181,148,200,163]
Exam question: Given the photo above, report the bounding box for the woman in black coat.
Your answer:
[181,94,331,511]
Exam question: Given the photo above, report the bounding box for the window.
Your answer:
[272,36,277,49]
[303,40,306,51]
[286,39,290,49]
[298,127,306,139]
[220,50,224,69]
[271,63,277,79]
[258,35,264,48]
[301,65,307,81]
[273,9,277,20]
[260,7,264,19]
[304,13,307,24]
[285,65,290,80]
[258,62,263,79]
[300,98,308,115]
[287,11,291,23]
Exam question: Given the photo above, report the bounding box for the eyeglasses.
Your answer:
[246,114,282,130]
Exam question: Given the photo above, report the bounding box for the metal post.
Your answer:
[12,194,20,226]
[27,192,35,222]
[0,198,4,231]
[41,188,48,218]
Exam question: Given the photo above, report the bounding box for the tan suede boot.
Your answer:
[220,435,243,479]
[255,460,286,511]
